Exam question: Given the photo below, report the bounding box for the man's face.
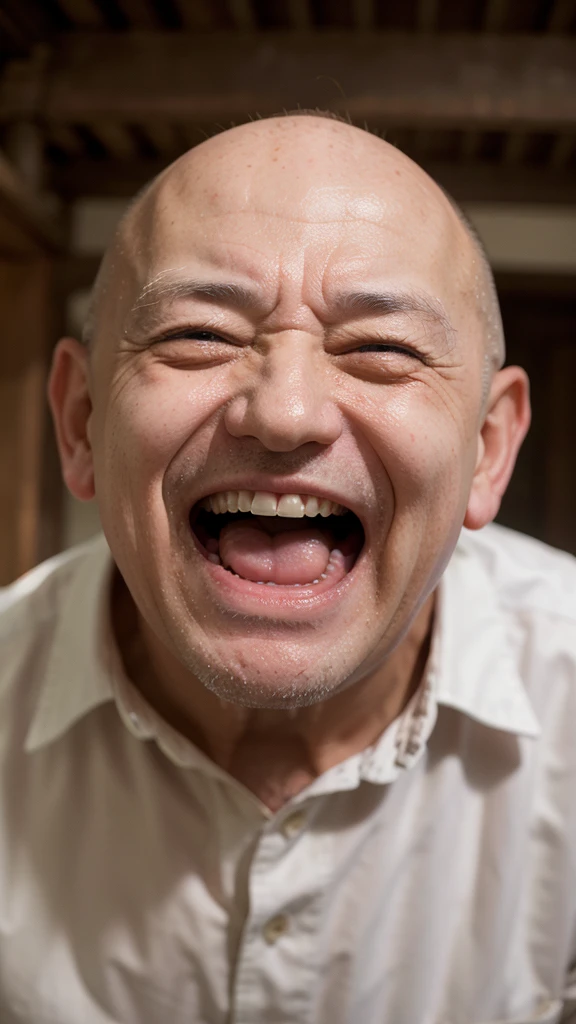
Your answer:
[86,119,487,707]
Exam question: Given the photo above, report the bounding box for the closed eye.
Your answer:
[352,343,421,357]
[156,328,230,343]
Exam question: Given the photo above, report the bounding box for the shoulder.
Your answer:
[0,537,109,699]
[458,523,576,625]
[458,524,576,731]
[0,543,92,635]
[454,525,576,742]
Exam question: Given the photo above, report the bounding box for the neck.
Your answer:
[112,574,434,812]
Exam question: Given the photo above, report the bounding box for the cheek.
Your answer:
[350,383,476,510]
[99,364,233,480]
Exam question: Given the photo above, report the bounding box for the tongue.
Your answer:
[219,520,333,584]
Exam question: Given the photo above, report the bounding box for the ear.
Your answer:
[464,365,531,531]
[47,337,95,501]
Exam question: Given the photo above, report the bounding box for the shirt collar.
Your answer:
[24,535,242,782]
[433,531,540,738]
[24,534,117,752]
[25,528,540,764]
[344,528,541,788]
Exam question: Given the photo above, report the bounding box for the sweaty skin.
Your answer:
[49,116,530,808]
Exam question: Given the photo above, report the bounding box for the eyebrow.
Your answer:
[124,274,454,341]
[331,289,454,335]
[125,275,261,335]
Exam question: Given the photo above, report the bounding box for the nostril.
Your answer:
[221,393,250,440]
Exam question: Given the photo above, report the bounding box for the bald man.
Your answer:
[1,114,576,1024]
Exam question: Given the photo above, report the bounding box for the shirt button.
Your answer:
[281,810,307,839]
[263,914,289,945]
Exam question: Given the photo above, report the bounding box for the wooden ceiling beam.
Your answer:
[176,1,215,30]
[353,0,376,30]
[4,120,45,191]
[142,121,181,156]
[482,0,508,32]
[47,124,84,158]
[0,150,63,251]
[549,132,575,168]
[460,130,483,161]
[2,32,575,131]
[227,0,256,31]
[547,0,576,32]
[55,0,105,28]
[286,2,312,31]
[49,156,576,205]
[428,161,576,203]
[114,0,158,29]
[89,121,136,160]
[502,130,530,164]
[416,0,439,33]
[0,9,39,50]
[410,128,434,156]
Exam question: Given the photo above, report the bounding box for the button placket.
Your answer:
[231,817,328,1024]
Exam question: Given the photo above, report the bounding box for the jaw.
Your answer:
[110,483,452,710]
[111,498,447,713]
[156,517,392,709]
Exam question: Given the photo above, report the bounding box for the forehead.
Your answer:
[121,125,471,313]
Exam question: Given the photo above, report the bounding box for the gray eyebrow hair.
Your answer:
[332,289,454,335]
[125,274,262,335]
[124,274,454,341]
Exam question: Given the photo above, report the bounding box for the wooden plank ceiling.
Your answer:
[0,0,574,203]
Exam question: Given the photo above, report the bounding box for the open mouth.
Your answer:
[189,489,365,590]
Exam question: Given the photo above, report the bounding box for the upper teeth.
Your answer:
[199,490,346,518]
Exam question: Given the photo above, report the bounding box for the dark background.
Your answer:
[497,274,576,553]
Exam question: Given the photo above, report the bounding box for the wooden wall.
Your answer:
[0,201,61,585]
[497,274,576,554]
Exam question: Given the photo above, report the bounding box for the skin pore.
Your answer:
[48,116,530,810]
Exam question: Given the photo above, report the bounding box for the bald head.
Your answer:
[84,113,504,390]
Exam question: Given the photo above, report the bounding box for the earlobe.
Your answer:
[47,337,96,501]
[464,365,531,531]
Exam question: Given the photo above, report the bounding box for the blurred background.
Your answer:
[0,0,574,584]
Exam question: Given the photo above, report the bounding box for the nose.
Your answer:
[224,333,342,452]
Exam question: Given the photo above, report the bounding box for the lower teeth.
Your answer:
[204,545,345,585]
[208,559,327,586]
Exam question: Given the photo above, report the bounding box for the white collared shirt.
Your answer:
[1,524,576,1024]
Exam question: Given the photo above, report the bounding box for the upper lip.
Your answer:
[189,476,368,528]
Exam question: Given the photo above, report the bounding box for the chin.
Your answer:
[171,628,367,710]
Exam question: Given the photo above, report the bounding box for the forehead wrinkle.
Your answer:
[179,206,389,228]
